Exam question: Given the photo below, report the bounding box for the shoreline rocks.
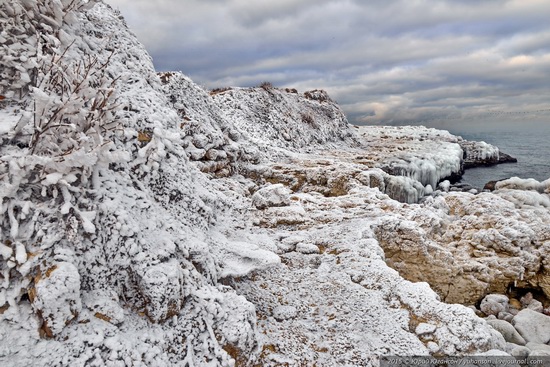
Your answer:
[474,293,550,358]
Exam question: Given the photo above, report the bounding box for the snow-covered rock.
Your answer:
[460,140,500,167]
[375,191,550,304]
[496,177,550,194]
[480,294,509,316]
[0,0,542,365]
[1,1,259,365]
[359,126,464,189]
[213,85,359,151]
[158,71,258,176]
[251,184,291,209]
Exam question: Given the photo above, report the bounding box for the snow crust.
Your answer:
[1,1,547,366]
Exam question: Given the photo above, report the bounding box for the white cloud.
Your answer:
[108,0,550,126]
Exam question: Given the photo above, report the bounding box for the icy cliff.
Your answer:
[1,1,547,366]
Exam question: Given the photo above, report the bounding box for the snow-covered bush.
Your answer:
[1,2,261,365]
[0,0,124,333]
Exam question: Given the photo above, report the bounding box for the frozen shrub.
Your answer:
[301,112,315,125]
[259,81,274,91]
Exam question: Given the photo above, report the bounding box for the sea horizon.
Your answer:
[447,122,550,190]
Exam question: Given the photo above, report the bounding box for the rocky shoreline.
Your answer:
[472,293,550,357]
[2,1,550,366]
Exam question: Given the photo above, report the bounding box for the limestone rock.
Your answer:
[506,343,530,358]
[527,299,544,313]
[374,191,550,304]
[509,298,522,310]
[480,294,509,316]
[498,312,514,322]
[526,342,550,356]
[272,305,298,321]
[521,292,534,307]
[512,309,550,344]
[486,319,526,345]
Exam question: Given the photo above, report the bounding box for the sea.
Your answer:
[447,124,550,190]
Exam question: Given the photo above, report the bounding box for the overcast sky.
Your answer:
[108,0,550,129]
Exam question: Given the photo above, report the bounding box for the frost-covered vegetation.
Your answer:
[2,1,550,366]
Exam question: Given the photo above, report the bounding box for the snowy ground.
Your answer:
[1,1,550,366]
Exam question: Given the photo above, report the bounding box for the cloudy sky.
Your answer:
[108,0,550,129]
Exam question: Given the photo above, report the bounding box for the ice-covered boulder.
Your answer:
[359,126,464,189]
[460,140,500,167]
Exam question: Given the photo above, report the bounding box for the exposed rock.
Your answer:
[506,343,530,358]
[521,292,534,307]
[486,319,526,345]
[498,312,515,322]
[526,342,550,356]
[374,191,550,304]
[509,298,522,310]
[512,309,550,344]
[480,294,509,316]
[527,299,544,313]
[498,152,518,164]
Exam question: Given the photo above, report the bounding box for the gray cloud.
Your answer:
[108,0,550,127]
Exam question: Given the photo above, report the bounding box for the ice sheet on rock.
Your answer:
[496,177,550,193]
[460,140,500,165]
[358,126,464,198]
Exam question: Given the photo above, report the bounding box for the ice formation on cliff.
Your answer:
[2,1,548,366]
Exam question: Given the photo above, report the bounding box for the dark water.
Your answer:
[449,126,550,190]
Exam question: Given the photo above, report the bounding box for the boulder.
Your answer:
[272,305,298,321]
[526,342,550,356]
[505,343,530,358]
[512,309,550,344]
[486,319,526,345]
[480,294,509,316]
[252,184,291,209]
